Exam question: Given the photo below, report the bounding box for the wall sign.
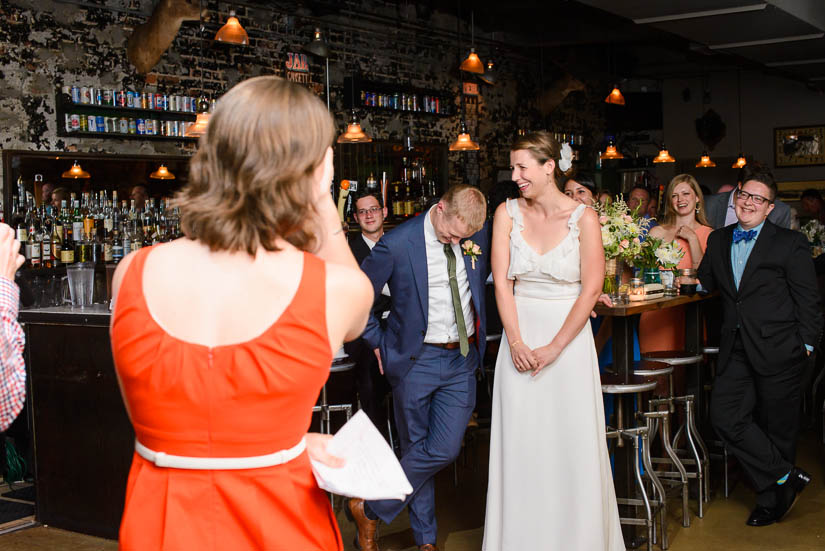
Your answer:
[462,82,479,96]
[775,125,825,167]
[285,52,311,84]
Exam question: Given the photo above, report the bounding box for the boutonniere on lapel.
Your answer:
[462,240,482,269]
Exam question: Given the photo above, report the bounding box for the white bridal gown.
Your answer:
[482,199,624,551]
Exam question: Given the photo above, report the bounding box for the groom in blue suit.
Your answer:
[347,185,489,551]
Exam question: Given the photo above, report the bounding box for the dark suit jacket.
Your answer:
[348,233,391,315]
[359,213,490,386]
[697,221,823,375]
[705,191,791,230]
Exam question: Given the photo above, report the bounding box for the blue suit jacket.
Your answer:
[359,212,490,386]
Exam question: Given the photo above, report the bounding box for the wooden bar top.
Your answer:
[594,292,716,317]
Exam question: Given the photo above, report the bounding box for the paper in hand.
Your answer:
[309,410,413,501]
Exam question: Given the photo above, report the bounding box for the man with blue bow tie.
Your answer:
[347,185,489,551]
[698,166,822,527]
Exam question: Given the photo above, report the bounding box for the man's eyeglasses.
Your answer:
[735,190,773,206]
[356,206,382,216]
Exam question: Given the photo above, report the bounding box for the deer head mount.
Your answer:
[538,72,586,117]
[127,0,202,74]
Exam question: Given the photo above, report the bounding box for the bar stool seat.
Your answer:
[313,360,356,435]
[601,373,658,395]
[702,346,719,355]
[632,360,674,378]
[642,350,704,366]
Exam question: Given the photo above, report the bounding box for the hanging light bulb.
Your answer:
[695,151,716,168]
[732,154,747,168]
[150,164,176,180]
[652,144,676,163]
[61,161,91,179]
[185,96,211,137]
[460,48,484,74]
[605,85,625,105]
[337,109,372,143]
[215,10,248,45]
[303,28,330,58]
[449,121,480,151]
[599,140,624,160]
[479,60,496,85]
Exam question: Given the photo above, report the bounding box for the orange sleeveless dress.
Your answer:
[111,247,342,551]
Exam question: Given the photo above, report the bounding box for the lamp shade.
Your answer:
[215,11,248,45]
[460,48,484,74]
[303,28,330,58]
[185,112,210,137]
[732,154,747,168]
[61,161,90,179]
[479,60,495,85]
[695,152,716,168]
[652,145,676,163]
[599,142,624,160]
[150,164,175,180]
[337,110,372,143]
[605,85,625,105]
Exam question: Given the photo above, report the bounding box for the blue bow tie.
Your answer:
[732,229,757,244]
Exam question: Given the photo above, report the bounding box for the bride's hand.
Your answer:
[510,340,538,373]
[531,343,562,377]
[305,433,345,468]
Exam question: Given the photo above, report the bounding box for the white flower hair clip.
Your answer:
[559,142,574,173]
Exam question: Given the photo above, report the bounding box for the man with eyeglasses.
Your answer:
[704,164,791,229]
[698,165,822,527]
[345,191,392,433]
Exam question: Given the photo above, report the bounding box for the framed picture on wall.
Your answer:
[775,125,825,167]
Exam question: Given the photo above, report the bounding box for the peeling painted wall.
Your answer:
[0,0,605,195]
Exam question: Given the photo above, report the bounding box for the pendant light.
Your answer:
[605,84,626,105]
[61,160,90,179]
[150,164,175,180]
[215,10,248,46]
[337,73,371,143]
[732,70,747,168]
[449,121,480,151]
[652,144,675,163]
[600,139,624,160]
[186,4,210,138]
[479,60,496,85]
[695,151,716,168]
[459,12,484,74]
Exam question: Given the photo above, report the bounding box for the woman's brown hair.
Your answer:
[511,131,574,188]
[173,76,335,255]
[661,174,710,227]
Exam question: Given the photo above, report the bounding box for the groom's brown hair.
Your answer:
[441,185,487,234]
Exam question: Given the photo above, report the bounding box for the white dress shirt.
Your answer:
[423,207,475,343]
[724,190,738,226]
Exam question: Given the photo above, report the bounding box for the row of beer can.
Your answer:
[64,114,193,137]
[63,85,200,113]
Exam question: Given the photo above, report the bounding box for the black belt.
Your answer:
[426,335,476,350]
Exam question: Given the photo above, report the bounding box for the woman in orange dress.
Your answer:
[110,76,373,550]
[639,174,712,352]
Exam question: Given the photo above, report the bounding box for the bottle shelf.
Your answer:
[343,77,454,118]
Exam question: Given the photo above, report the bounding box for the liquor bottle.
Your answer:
[72,200,83,243]
[11,193,27,250]
[111,229,124,264]
[28,205,42,268]
[40,210,52,269]
[121,222,131,255]
[404,180,414,218]
[60,200,74,264]
[103,228,113,263]
[51,212,62,268]
[391,182,402,219]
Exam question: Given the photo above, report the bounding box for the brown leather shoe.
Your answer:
[419,545,439,551]
[346,498,379,551]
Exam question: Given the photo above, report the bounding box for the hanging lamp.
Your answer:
[61,160,90,179]
[479,60,496,85]
[732,71,747,168]
[600,140,624,160]
[605,84,626,105]
[652,144,676,163]
[303,28,330,58]
[460,12,484,74]
[150,164,176,180]
[695,151,716,168]
[337,110,372,143]
[449,121,480,151]
[215,10,248,45]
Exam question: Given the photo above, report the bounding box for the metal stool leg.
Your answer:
[630,433,653,551]
[659,410,690,528]
[640,427,668,550]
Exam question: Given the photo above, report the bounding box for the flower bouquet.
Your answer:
[801,220,825,257]
[632,237,685,294]
[595,196,650,296]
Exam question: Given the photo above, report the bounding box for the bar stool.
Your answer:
[601,373,667,551]
[702,345,732,498]
[313,359,356,435]
[642,350,710,517]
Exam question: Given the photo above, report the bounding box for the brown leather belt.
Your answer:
[426,335,477,350]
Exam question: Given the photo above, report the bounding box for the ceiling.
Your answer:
[576,0,825,89]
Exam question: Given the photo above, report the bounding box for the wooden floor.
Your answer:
[1,430,823,550]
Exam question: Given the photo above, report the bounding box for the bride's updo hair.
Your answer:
[511,131,574,187]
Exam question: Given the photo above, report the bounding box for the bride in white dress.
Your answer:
[483,132,624,550]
